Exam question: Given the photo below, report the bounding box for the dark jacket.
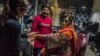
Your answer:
[0,15,21,56]
[94,32,100,48]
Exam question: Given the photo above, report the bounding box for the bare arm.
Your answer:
[27,32,59,39]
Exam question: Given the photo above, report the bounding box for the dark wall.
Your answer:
[76,0,93,12]
[58,0,93,11]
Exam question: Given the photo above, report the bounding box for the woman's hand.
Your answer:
[47,33,59,37]
[27,32,38,45]
[27,32,38,38]
[47,33,60,41]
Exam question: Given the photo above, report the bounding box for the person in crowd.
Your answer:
[0,0,8,56]
[28,5,53,56]
[58,11,78,56]
[19,1,32,56]
[19,17,32,56]
[0,0,31,56]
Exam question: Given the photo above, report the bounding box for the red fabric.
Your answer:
[58,25,78,56]
[58,25,78,47]
[31,15,52,48]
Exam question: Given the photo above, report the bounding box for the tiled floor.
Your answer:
[85,45,96,56]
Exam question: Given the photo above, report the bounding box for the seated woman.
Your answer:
[28,11,78,56]
[58,11,78,56]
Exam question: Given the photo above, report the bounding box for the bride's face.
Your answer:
[62,17,70,27]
